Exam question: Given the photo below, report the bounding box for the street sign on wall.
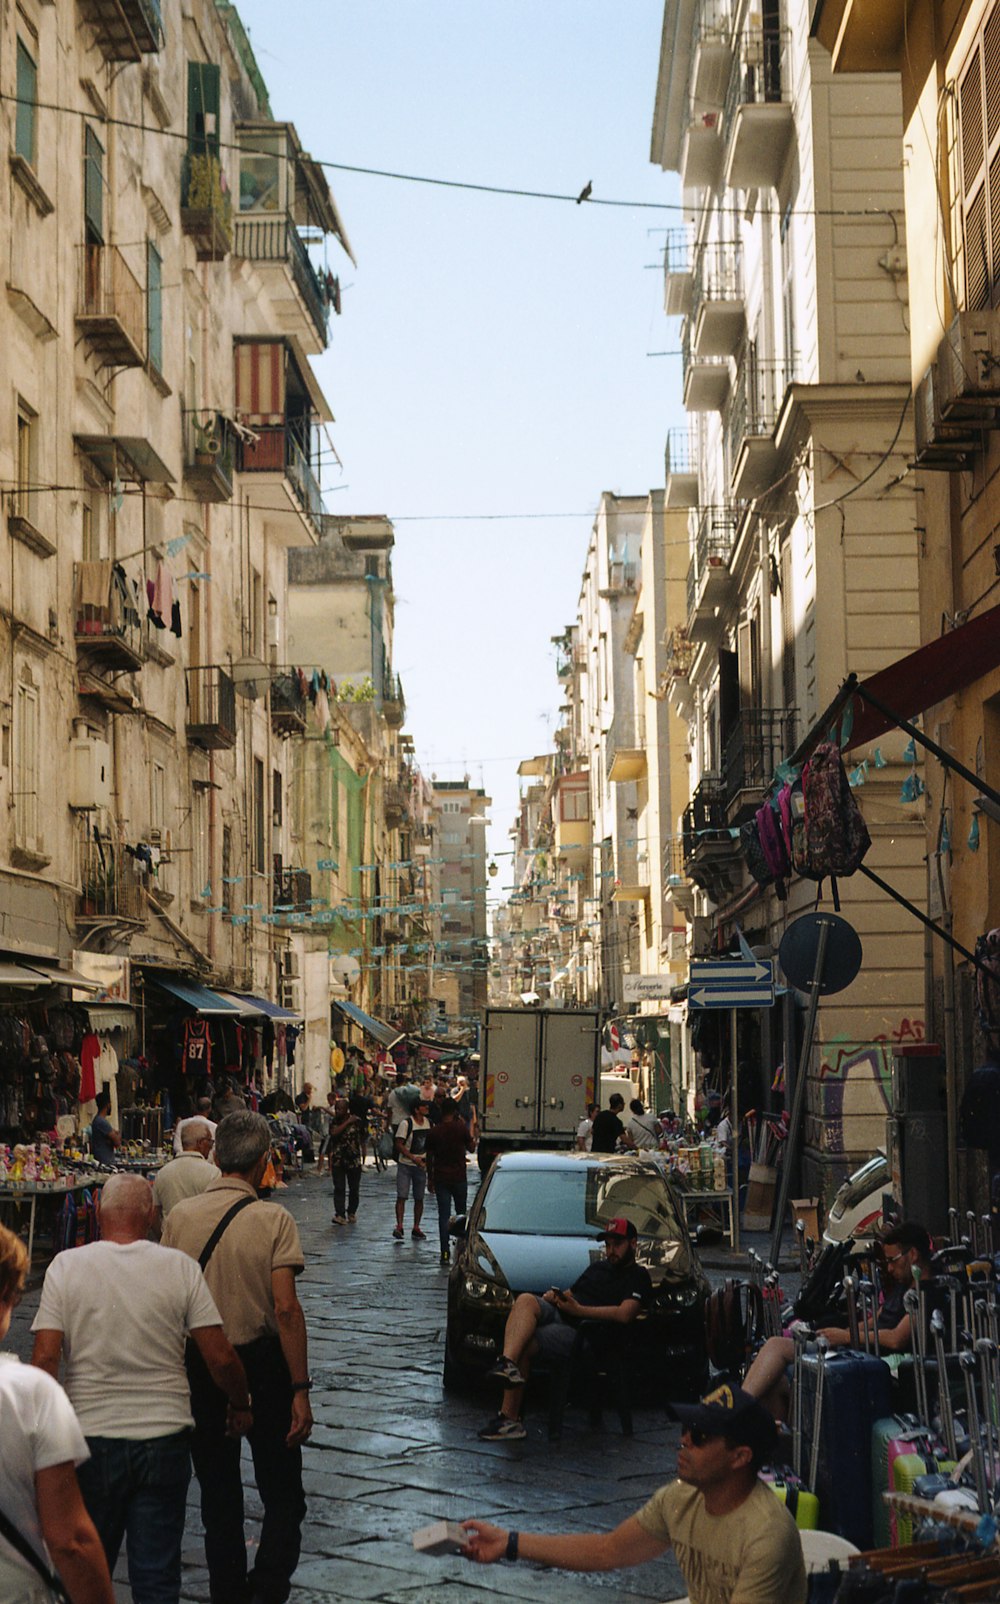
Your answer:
[622,973,673,1002]
[688,956,775,1010]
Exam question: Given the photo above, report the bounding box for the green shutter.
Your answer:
[15,40,37,164]
[84,127,104,243]
[146,241,163,374]
[187,61,221,156]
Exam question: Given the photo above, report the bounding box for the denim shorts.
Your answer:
[396,1162,427,1201]
[533,1297,578,1360]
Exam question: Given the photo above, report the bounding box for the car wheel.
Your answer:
[442,1337,471,1394]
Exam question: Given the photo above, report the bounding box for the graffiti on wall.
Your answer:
[805,1019,925,1154]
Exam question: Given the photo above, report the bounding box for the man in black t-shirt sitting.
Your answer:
[478,1217,652,1441]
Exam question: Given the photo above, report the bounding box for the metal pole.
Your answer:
[731,1005,740,1253]
[770,917,831,1265]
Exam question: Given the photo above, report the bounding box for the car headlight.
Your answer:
[463,1275,512,1307]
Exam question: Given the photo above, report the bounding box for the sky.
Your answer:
[233,1,683,876]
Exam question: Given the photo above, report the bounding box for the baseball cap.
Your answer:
[671,1384,777,1457]
[599,1216,638,1242]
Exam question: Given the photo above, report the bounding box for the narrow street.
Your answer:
[10,1165,690,1603]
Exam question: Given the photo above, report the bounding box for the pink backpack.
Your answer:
[800,742,871,881]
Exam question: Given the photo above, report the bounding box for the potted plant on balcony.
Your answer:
[181,154,233,260]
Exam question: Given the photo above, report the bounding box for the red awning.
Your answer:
[842,601,1000,752]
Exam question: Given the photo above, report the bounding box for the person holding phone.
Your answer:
[477,1218,651,1441]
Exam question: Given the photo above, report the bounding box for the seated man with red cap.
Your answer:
[477,1216,652,1442]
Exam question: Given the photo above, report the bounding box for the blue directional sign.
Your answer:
[688,956,775,1010]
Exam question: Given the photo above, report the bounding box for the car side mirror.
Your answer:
[449,1214,468,1238]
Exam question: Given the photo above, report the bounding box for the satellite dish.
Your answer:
[230,657,268,701]
[330,953,361,987]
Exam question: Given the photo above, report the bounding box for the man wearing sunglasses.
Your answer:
[461,1384,806,1601]
[742,1220,934,1419]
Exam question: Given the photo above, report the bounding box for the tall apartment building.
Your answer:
[431,779,490,1028]
[651,0,928,1198]
[0,0,352,1091]
[810,0,1000,1210]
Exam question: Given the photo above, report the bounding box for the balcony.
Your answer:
[237,424,323,536]
[270,672,308,736]
[665,428,699,509]
[692,1,735,108]
[77,0,163,60]
[180,154,233,262]
[691,240,745,358]
[812,0,905,74]
[663,625,696,718]
[606,713,647,783]
[612,846,651,903]
[77,825,147,927]
[554,814,591,859]
[682,323,730,412]
[382,673,405,728]
[74,563,145,671]
[723,708,798,823]
[664,837,695,916]
[185,666,237,751]
[384,779,411,829]
[273,866,312,924]
[183,411,235,504]
[724,27,794,192]
[680,111,724,191]
[664,229,695,318]
[76,244,145,368]
[687,508,736,641]
[727,357,793,499]
[234,214,330,352]
[682,777,742,898]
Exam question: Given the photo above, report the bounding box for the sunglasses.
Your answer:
[883,1251,908,1265]
[684,1425,724,1448]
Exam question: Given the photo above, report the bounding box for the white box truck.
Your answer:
[478,1006,602,1170]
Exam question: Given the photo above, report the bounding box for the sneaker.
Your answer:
[332,1215,347,1226]
[411,1227,426,1240]
[347,1214,357,1223]
[487,1356,526,1387]
[392,1227,404,1240]
[478,1414,527,1442]
[440,1248,450,1264]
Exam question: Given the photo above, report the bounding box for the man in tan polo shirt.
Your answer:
[162,1111,312,1604]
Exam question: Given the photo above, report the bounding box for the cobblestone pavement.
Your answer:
[9,1162,711,1602]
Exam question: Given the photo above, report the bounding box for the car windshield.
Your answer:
[477,1164,684,1243]
[831,1155,889,1214]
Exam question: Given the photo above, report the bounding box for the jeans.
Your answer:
[434,1175,468,1252]
[331,1163,361,1217]
[77,1430,191,1604]
[187,1335,305,1604]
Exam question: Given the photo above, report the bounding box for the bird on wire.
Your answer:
[576,180,593,204]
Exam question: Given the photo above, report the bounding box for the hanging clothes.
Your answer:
[79,1032,100,1104]
[147,561,176,629]
[97,1038,120,1126]
[182,1017,213,1076]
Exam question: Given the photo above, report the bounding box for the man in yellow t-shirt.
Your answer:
[461,1384,806,1604]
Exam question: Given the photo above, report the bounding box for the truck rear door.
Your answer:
[539,1011,600,1137]
[482,1009,541,1134]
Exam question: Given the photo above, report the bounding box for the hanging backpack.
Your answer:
[740,817,773,888]
[756,797,790,898]
[800,742,871,881]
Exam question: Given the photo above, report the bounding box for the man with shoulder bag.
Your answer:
[162,1111,312,1604]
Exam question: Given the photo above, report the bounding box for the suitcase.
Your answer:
[799,1348,892,1549]
[870,1415,925,1547]
[891,1450,956,1546]
[758,1468,820,1530]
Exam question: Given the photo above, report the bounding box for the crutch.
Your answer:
[796,1218,806,1275]
[858,1279,874,1356]
[844,1272,860,1350]
[792,1324,806,1483]
[905,1287,930,1428]
[932,1308,958,1461]
[961,1349,991,1513]
[808,1336,829,1497]
[950,1206,961,1246]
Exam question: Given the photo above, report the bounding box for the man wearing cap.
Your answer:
[477,1217,652,1442]
[462,1383,806,1601]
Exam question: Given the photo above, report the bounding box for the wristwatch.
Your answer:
[505,1530,519,1562]
[290,1379,313,1392]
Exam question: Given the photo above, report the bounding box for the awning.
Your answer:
[212,990,266,1019]
[0,962,49,988]
[86,1004,135,1032]
[332,999,404,1049]
[152,978,245,1015]
[235,992,302,1022]
[74,435,175,485]
[28,963,104,992]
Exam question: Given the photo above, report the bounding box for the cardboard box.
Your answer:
[791,1197,821,1242]
[743,1162,777,1230]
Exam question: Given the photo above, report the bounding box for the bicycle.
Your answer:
[367,1112,390,1173]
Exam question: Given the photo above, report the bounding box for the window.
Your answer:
[192,788,208,900]
[15,37,37,165]
[151,762,165,832]
[561,787,590,823]
[221,825,232,918]
[253,758,265,873]
[957,8,1000,308]
[146,241,163,375]
[14,676,40,853]
[250,569,263,657]
[272,768,282,828]
[187,62,221,157]
[15,401,36,526]
[84,127,104,244]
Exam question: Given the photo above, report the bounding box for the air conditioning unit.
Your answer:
[280,950,300,979]
[69,737,112,811]
[914,364,979,470]
[279,979,301,1013]
[936,309,1000,417]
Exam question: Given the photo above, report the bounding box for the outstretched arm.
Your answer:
[460,1515,666,1571]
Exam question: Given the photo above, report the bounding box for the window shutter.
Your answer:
[84,127,104,242]
[146,241,163,373]
[234,342,285,423]
[959,10,1000,308]
[187,62,221,157]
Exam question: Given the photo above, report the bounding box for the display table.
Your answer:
[0,1176,107,1263]
[677,1187,735,1246]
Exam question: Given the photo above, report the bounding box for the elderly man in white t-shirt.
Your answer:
[30,1174,252,1604]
